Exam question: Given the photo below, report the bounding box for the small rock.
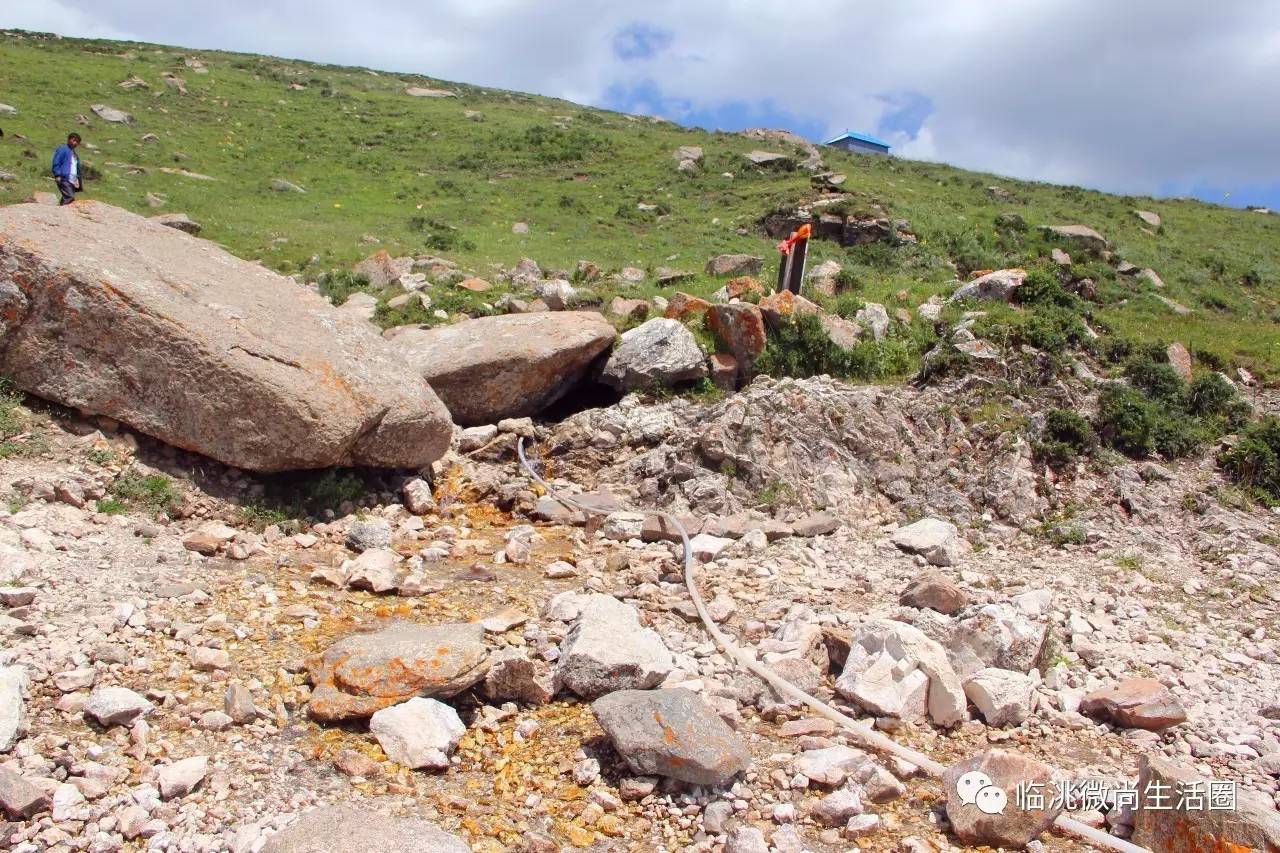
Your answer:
[725,825,769,853]
[346,519,392,552]
[402,478,436,514]
[260,806,470,853]
[899,573,970,614]
[84,686,153,727]
[346,548,400,593]
[0,767,49,819]
[157,755,208,800]
[483,649,554,705]
[944,748,1062,847]
[812,787,864,826]
[555,595,674,699]
[189,647,231,672]
[334,749,382,778]
[369,697,465,770]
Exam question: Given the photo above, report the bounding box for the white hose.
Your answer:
[516,437,1148,853]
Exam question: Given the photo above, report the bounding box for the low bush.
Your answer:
[754,314,918,382]
[1095,385,1159,457]
[101,471,182,515]
[1123,359,1186,406]
[1036,408,1098,469]
[1096,360,1247,460]
[1218,417,1280,505]
[1015,269,1080,310]
[317,270,370,306]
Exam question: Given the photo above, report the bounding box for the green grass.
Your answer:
[0,30,1276,377]
[99,471,182,515]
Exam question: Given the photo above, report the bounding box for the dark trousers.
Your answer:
[55,178,79,205]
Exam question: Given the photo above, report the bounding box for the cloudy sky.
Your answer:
[7,1,1280,209]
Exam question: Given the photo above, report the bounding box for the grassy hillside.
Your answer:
[1,29,1278,380]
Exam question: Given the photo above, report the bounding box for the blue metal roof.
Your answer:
[824,130,891,149]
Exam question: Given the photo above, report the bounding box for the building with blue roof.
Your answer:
[824,130,891,156]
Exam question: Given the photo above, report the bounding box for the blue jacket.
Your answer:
[51,144,79,181]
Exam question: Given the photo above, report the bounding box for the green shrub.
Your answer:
[834,269,863,291]
[754,314,917,382]
[979,304,1089,353]
[0,379,28,458]
[1187,373,1245,422]
[1015,269,1080,310]
[844,242,898,270]
[1096,385,1158,457]
[1036,408,1097,468]
[1218,417,1280,505]
[317,270,370,306]
[409,216,475,253]
[1123,359,1186,406]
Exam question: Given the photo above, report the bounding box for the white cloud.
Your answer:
[4,0,1279,200]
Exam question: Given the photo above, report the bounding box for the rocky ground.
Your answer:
[0,374,1277,853]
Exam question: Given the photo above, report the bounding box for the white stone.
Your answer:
[964,667,1036,727]
[891,518,961,567]
[555,594,674,699]
[0,666,26,751]
[157,756,208,800]
[369,697,465,770]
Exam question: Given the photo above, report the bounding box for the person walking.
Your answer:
[51,133,82,205]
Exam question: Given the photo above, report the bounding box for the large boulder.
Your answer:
[707,303,768,366]
[306,622,488,721]
[1133,210,1162,228]
[91,104,133,123]
[0,202,451,472]
[0,666,24,752]
[592,689,750,786]
[555,594,674,699]
[599,318,707,392]
[963,668,1035,727]
[388,312,615,425]
[262,806,471,853]
[369,697,465,770]
[353,250,412,287]
[916,603,1047,678]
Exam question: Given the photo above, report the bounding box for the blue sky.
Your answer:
[6,1,1279,211]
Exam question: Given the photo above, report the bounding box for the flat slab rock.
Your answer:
[307,622,488,721]
[592,689,750,787]
[388,311,615,426]
[83,685,153,727]
[262,806,471,853]
[1079,677,1187,730]
[0,201,452,472]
